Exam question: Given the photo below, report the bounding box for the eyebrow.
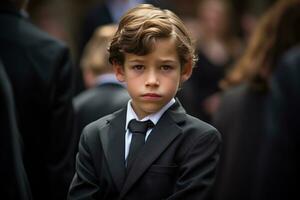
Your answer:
[127,59,177,64]
[127,59,145,63]
[160,59,177,64]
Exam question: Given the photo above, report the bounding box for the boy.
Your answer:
[68,4,221,200]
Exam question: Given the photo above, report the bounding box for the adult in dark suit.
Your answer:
[212,1,300,199]
[74,24,130,137]
[0,59,32,200]
[0,1,75,200]
[256,45,300,200]
[212,84,266,200]
[69,101,221,200]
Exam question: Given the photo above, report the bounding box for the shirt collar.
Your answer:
[125,98,176,131]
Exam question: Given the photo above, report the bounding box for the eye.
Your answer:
[132,65,144,71]
[161,65,173,71]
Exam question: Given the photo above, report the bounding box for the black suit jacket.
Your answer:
[0,10,75,200]
[0,60,32,200]
[255,46,300,200]
[212,84,267,200]
[73,82,130,139]
[68,101,221,200]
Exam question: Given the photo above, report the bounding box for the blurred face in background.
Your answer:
[197,0,228,37]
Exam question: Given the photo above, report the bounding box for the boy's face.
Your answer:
[113,38,192,119]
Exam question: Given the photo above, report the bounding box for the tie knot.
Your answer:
[128,119,154,134]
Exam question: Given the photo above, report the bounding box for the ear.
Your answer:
[180,59,193,83]
[113,62,125,82]
[83,69,96,89]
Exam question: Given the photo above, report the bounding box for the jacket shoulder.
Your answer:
[184,114,222,140]
[81,108,124,138]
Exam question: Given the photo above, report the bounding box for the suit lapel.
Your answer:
[120,101,186,198]
[99,109,126,192]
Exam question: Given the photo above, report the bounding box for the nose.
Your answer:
[145,70,159,87]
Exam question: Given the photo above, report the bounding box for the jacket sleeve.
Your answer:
[167,129,222,200]
[46,46,76,200]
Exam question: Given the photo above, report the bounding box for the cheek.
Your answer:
[125,75,141,86]
[169,73,181,86]
[126,80,140,96]
[163,75,181,92]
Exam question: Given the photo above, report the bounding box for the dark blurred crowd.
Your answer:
[1,0,299,199]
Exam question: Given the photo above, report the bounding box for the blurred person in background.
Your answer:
[260,44,300,200]
[178,0,242,123]
[0,59,32,200]
[0,0,76,199]
[212,0,300,199]
[239,10,258,46]
[74,24,130,144]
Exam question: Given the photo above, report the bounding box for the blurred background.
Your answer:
[26,0,276,95]
[26,0,275,62]
[3,0,298,199]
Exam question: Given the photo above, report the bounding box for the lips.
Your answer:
[142,93,161,98]
[142,93,161,99]
[143,93,161,97]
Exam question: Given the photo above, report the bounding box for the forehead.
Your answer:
[125,38,180,63]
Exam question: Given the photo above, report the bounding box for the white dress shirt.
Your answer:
[124,98,176,161]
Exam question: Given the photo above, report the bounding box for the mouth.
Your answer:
[141,93,162,100]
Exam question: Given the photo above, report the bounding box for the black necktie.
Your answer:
[127,119,154,171]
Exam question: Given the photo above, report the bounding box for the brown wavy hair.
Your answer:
[108,4,197,69]
[220,0,300,91]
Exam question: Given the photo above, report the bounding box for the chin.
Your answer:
[141,104,163,115]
